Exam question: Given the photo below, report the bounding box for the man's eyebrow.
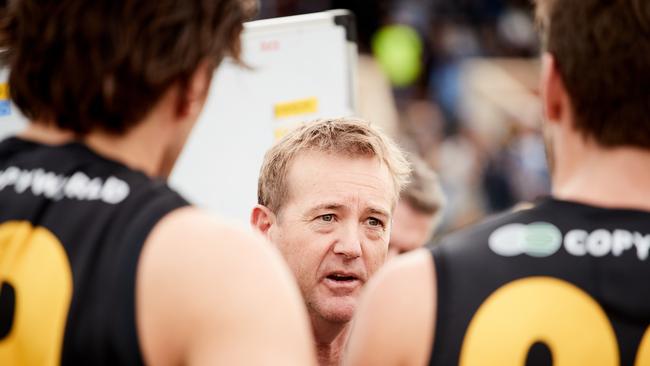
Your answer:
[367,207,390,218]
[306,203,345,215]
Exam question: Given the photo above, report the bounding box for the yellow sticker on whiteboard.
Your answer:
[274,97,318,119]
[0,83,9,100]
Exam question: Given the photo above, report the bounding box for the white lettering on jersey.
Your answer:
[490,223,650,261]
[634,232,650,260]
[563,229,648,260]
[0,166,130,204]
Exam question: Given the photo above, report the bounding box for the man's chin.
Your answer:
[321,309,354,323]
[311,297,357,323]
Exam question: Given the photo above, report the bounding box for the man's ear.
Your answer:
[250,204,277,238]
[176,60,213,119]
[540,52,569,124]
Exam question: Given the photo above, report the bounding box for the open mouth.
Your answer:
[326,274,358,282]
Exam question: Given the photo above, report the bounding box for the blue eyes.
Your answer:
[320,214,334,222]
[317,214,383,228]
[368,218,382,227]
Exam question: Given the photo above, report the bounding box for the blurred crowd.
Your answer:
[258,0,551,235]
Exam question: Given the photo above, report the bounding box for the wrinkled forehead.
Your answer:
[282,150,399,212]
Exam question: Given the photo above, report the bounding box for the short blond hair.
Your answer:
[258,117,411,213]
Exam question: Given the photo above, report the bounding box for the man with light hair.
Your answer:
[251,117,410,366]
[388,155,445,259]
[345,0,650,364]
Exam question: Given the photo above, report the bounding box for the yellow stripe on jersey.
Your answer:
[0,221,73,366]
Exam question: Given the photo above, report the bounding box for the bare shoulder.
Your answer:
[137,206,315,366]
[345,249,436,366]
[142,206,286,272]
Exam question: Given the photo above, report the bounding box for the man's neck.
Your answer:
[553,143,650,211]
[20,118,171,178]
[311,315,351,366]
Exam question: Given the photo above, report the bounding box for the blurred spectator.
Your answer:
[388,155,445,258]
[357,55,400,138]
[399,99,445,163]
[482,124,550,212]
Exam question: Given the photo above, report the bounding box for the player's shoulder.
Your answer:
[359,249,435,336]
[137,206,308,364]
[346,249,435,366]
[151,206,246,240]
[365,249,433,302]
[145,206,276,268]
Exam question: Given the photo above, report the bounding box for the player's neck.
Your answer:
[21,121,170,178]
[19,100,183,179]
[311,315,350,366]
[553,142,650,211]
[83,119,174,178]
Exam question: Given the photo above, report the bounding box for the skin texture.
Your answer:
[137,208,315,366]
[20,63,317,366]
[252,151,396,366]
[387,200,437,259]
[344,52,650,365]
[344,249,435,366]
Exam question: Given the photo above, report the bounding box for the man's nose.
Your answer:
[332,223,363,259]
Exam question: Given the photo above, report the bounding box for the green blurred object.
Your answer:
[372,25,423,87]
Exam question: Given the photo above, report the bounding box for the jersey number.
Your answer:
[0,221,73,366]
[459,277,650,365]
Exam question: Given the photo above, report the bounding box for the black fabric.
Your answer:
[429,198,650,366]
[0,137,189,365]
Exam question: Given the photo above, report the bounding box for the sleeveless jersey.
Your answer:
[0,137,189,365]
[430,198,650,365]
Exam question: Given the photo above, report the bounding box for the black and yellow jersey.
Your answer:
[0,137,189,365]
[430,198,650,365]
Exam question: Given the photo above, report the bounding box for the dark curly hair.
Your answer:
[0,0,255,135]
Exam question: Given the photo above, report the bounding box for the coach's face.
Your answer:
[266,151,395,324]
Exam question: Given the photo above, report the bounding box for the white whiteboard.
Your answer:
[169,10,357,223]
[0,10,358,224]
[0,69,27,138]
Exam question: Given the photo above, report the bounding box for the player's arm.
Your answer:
[136,207,316,366]
[344,249,436,366]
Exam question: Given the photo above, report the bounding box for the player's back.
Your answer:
[430,198,650,365]
[0,136,188,365]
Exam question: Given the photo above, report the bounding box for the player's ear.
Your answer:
[176,59,213,119]
[250,204,277,238]
[541,52,569,124]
